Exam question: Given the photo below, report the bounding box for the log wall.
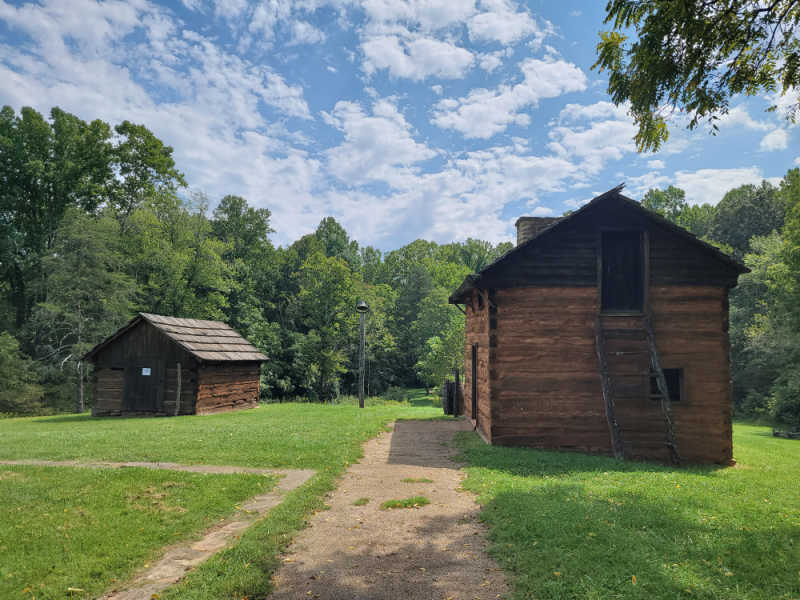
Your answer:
[487,285,733,464]
[196,363,260,414]
[462,289,492,442]
[92,368,125,416]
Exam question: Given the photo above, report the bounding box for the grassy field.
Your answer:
[0,466,276,599]
[455,423,800,600]
[0,398,441,599]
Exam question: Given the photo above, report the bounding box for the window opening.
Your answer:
[650,368,682,402]
[601,231,644,311]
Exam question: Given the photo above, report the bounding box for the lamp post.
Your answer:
[356,300,369,408]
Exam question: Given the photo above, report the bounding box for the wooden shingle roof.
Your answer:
[84,313,267,362]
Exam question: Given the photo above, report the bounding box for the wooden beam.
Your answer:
[643,314,681,465]
[595,316,625,460]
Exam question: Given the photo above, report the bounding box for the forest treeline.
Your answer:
[1,106,799,426]
[0,106,509,414]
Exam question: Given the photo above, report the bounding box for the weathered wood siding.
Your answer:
[163,364,198,416]
[92,368,125,416]
[490,287,610,452]
[196,364,260,415]
[91,321,199,415]
[650,286,732,463]
[462,290,492,442]
[481,198,741,290]
[486,285,732,464]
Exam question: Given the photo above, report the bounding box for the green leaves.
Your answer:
[594,0,800,151]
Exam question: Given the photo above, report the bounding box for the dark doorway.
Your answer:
[601,231,644,312]
[124,363,161,412]
[471,344,478,421]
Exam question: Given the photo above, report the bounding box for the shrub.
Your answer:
[0,332,44,415]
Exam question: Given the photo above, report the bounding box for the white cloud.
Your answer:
[547,101,637,175]
[323,99,436,188]
[360,0,478,32]
[674,167,777,205]
[431,84,443,95]
[795,157,800,166]
[558,101,628,123]
[626,171,672,197]
[647,160,665,169]
[361,29,474,80]
[289,20,326,45]
[717,105,772,132]
[432,57,587,138]
[477,52,502,73]
[467,0,543,45]
[759,129,789,151]
[530,205,554,216]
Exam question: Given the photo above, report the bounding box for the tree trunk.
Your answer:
[77,361,85,413]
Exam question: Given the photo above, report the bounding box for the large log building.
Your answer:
[449,186,748,464]
[85,313,266,416]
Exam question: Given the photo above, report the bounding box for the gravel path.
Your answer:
[269,419,508,600]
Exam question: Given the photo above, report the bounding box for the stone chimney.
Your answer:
[514,217,561,246]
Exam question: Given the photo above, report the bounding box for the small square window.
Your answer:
[650,368,682,402]
[141,367,151,376]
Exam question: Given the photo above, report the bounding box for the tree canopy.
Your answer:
[594,0,800,151]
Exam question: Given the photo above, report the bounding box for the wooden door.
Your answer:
[601,231,644,312]
[471,344,478,421]
[124,362,161,412]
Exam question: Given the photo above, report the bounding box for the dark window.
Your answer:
[601,231,644,312]
[650,368,682,402]
[477,294,484,310]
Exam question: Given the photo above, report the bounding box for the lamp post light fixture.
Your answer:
[356,300,369,408]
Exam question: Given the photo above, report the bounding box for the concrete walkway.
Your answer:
[0,459,314,600]
[269,419,509,600]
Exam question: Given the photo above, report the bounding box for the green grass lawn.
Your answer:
[455,423,800,600]
[0,466,276,600]
[0,398,442,599]
[0,402,439,469]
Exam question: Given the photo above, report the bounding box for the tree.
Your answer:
[594,1,800,151]
[709,181,786,257]
[0,106,112,326]
[641,186,688,221]
[0,106,186,327]
[294,252,357,401]
[314,217,361,270]
[0,332,44,415]
[414,318,465,393]
[109,120,186,222]
[211,195,276,334]
[125,193,231,319]
[27,209,136,411]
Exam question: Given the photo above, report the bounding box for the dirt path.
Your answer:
[0,459,314,599]
[269,419,508,600]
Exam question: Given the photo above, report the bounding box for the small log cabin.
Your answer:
[449,185,748,464]
[84,313,267,416]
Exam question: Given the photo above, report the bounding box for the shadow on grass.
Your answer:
[456,432,798,599]
[454,431,726,478]
[26,413,96,424]
[477,485,796,599]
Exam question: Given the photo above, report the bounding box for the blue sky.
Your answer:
[1,0,798,249]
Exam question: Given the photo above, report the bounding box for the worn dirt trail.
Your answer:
[269,419,508,600]
[0,459,314,600]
